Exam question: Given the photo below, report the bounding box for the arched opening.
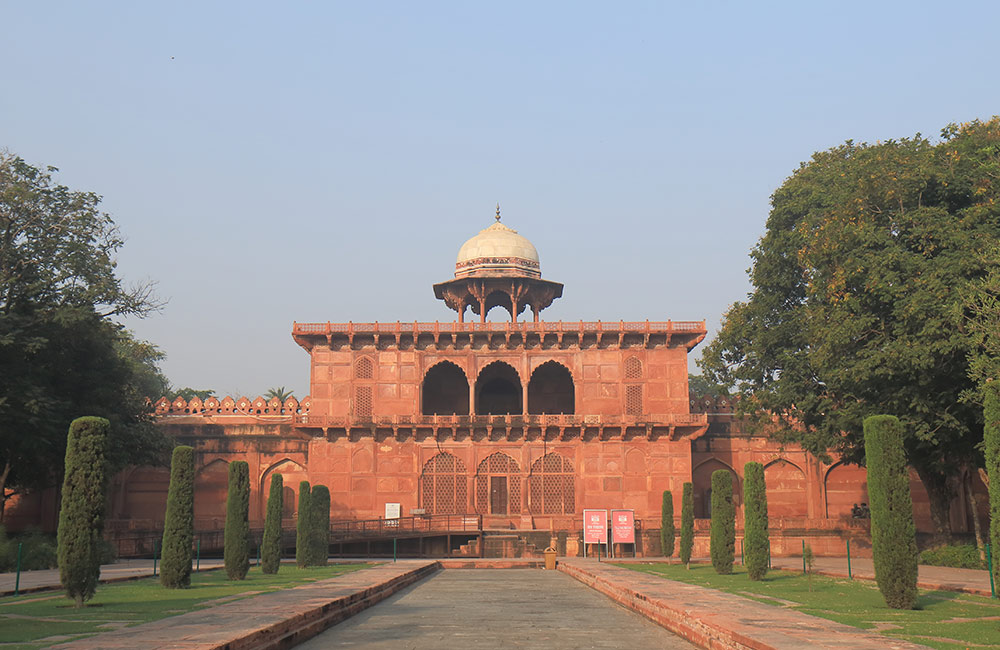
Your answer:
[260,459,308,521]
[824,462,868,519]
[527,361,575,414]
[528,453,575,515]
[692,459,739,518]
[475,361,522,415]
[422,362,470,415]
[764,459,808,517]
[120,466,170,521]
[483,290,514,322]
[475,453,522,515]
[194,459,229,527]
[420,453,468,514]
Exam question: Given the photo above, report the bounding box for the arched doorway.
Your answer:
[475,362,522,415]
[528,453,575,515]
[764,459,808,517]
[420,453,468,514]
[692,459,739,518]
[194,459,229,528]
[422,362,470,415]
[527,361,575,414]
[475,453,522,515]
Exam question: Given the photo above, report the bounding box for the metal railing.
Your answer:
[328,514,482,541]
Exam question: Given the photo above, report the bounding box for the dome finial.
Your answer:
[495,203,501,222]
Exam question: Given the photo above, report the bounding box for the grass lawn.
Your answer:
[0,562,370,649]
[621,562,1000,650]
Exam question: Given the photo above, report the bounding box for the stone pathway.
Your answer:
[295,568,697,649]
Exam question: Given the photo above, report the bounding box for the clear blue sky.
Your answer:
[4,1,998,398]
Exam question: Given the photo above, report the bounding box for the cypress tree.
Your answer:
[864,415,918,609]
[261,474,283,574]
[309,485,330,567]
[296,481,311,568]
[987,383,1000,596]
[679,482,694,567]
[743,461,769,580]
[223,461,250,580]
[710,469,735,575]
[660,490,675,558]
[57,417,110,607]
[160,446,195,588]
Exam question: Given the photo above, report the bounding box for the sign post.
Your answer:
[583,509,608,560]
[611,509,635,559]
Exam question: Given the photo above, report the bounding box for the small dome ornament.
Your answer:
[454,206,540,278]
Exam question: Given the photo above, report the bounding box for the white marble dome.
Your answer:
[455,220,540,278]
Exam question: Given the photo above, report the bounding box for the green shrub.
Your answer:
[709,469,735,575]
[261,474,283,574]
[864,415,918,609]
[986,383,1000,594]
[660,490,675,558]
[96,537,117,566]
[57,416,110,607]
[679,482,694,567]
[160,446,195,588]
[0,527,59,571]
[743,461,769,580]
[309,485,330,567]
[296,481,311,568]
[919,544,986,570]
[223,461,250,580]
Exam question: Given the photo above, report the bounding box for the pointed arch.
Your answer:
[528,452,575,515]
[475,452,522,515]
[422,361,470,415]
[692,459,739,518]
[420,452,468,514]
[527,361,575,414]
[355,356,374,379]
[475,361,522,415]
[194,459,230,526]
[764,458,807,517]
[260,458,308,520]
[824,461,869,519]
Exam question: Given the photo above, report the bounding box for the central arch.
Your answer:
[527,361,575,414]
[422,361,470,415]
[475,452,522,515]
[475,361,522,415]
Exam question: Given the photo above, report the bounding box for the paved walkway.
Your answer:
[0,558,226,596]
[295,568,697,649]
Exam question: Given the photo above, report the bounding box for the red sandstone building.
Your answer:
[7,212,989,556]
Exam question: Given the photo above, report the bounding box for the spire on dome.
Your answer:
[495,203,501,222]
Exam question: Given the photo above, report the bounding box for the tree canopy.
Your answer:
[700,118,1000,540]
[0,152,168,515]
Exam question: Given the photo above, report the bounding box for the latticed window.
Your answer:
[355,357,374,379]
[625,384,642,416]
[421,453,468,514]
[355,385,372,419]
[624,356,642,380]
[475,453,522,515]
[528,453,575,515]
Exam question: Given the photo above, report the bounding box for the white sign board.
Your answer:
[385,503,401,519]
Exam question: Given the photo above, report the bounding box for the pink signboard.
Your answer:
[611,509,635,544]
[583,509,608,544]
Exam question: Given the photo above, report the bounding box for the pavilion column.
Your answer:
[479,298,486,323]
[511,295,519,323]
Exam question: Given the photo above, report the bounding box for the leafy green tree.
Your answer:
[660,490,675,558]
[261,474,283,574]
[295,481,311,568]
[679,482,694,567]
[688,374,729,397]
[224,461,250,580]
[710,470,735,575]
[309,485,330,567]
[0,152,167,519]
[265,387,294,401]
[168,388,214,401]
[864,415,918,609]
[160,446,195,588]
[983,384,1000,593]
[57,417,109,607]
[702,119,1000,543]
[743,462,769,580]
